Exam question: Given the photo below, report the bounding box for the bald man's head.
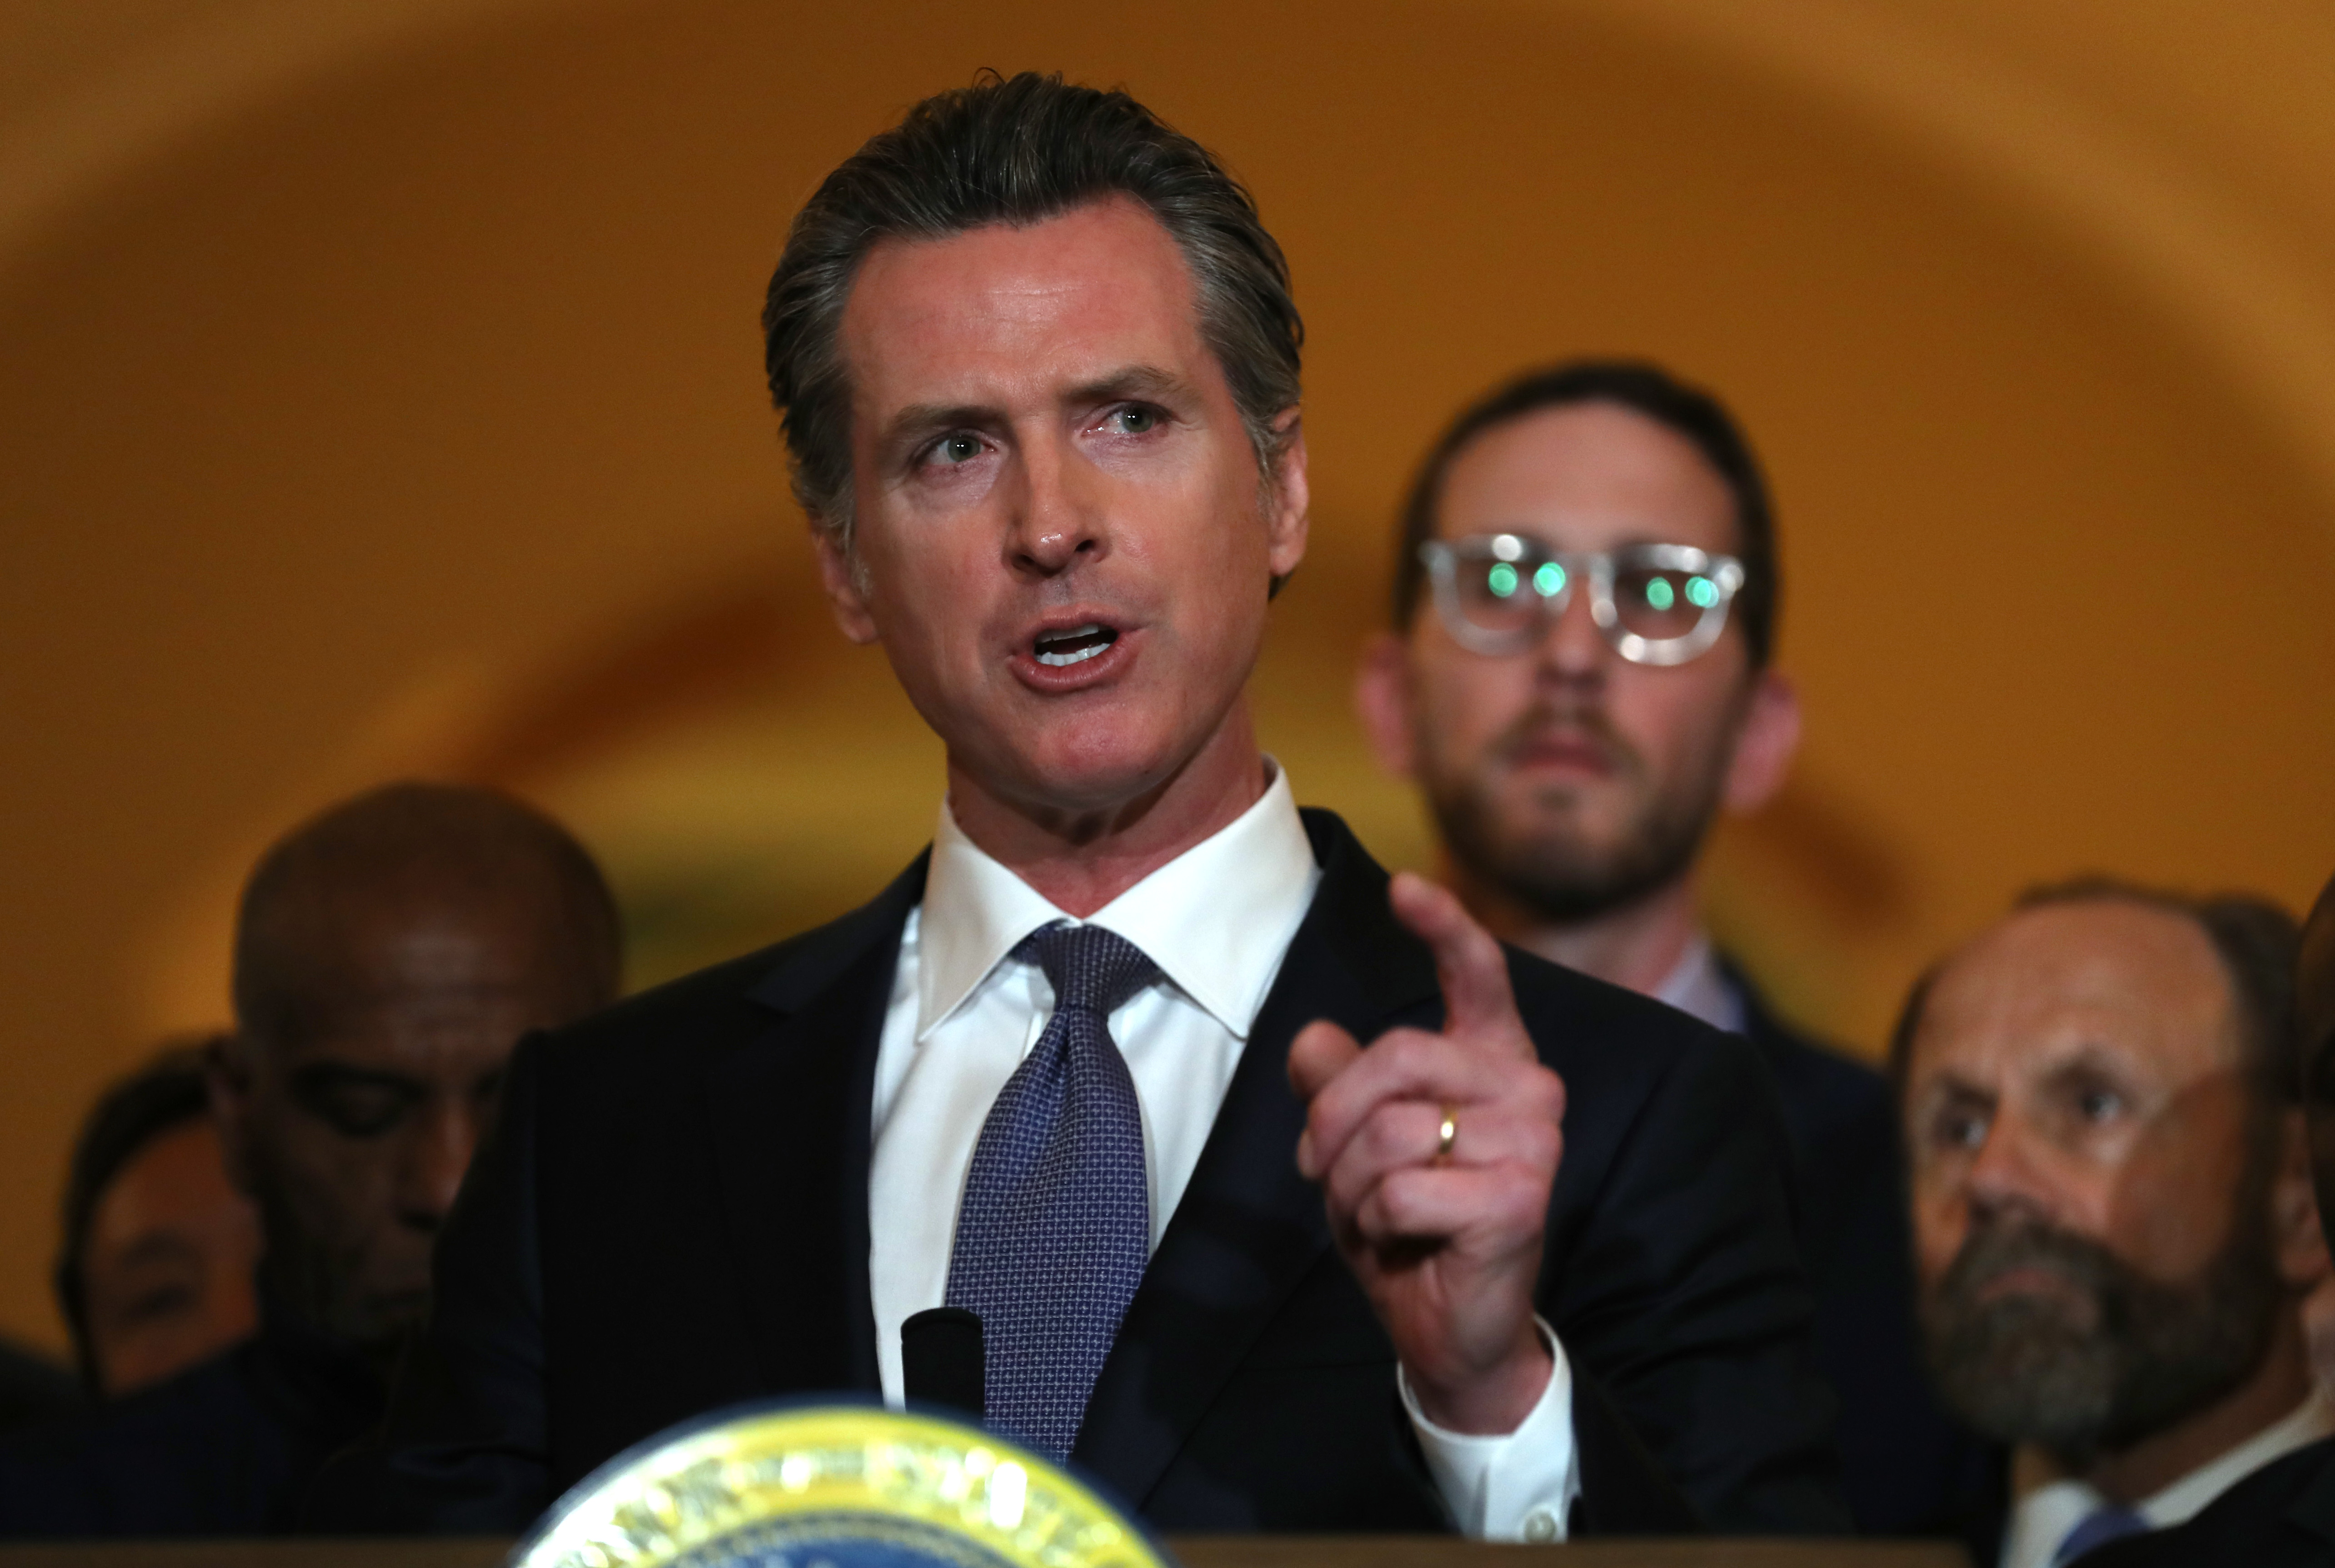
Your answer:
[233,783,619,1053]
[1895,879,2314,1474]
[216,783,620,1353]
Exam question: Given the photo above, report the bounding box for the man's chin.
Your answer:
[963,718,1213,821]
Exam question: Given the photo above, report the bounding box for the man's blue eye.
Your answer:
[1115,407,1157,434]
[938,434,980,464]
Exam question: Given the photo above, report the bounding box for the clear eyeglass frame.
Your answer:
[1417,534,1748,666]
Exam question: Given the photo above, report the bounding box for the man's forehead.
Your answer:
[1912,901,2236,1086]
[840,196,1207,410]
[1435,402,1737,551]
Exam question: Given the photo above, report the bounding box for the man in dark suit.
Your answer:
[1351,360,1982,1533]
[2072,869,2335,1567]
[0,783,621,1536]
[327,73,1844,1540]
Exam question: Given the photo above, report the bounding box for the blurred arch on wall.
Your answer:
[2,0,2332,1349]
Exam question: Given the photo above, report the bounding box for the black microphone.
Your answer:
[902,1306,986,1420]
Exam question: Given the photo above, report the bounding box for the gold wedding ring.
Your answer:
[1436,1105,1458,1164]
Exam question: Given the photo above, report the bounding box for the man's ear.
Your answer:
[205,1034,261,1198]
[1353,632,1419,779]
[1722,668,1802,815]
[812,522,880,645]
[1263,409,1309,581]
[2273,1108,2332,1287]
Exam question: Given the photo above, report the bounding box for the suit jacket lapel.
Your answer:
[1072,810,1439,1504]
[703,853,928,1397]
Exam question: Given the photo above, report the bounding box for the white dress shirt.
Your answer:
[865,764,1580,1539]
[1651,935,1748,1037]
[2000,1389,2335,1568]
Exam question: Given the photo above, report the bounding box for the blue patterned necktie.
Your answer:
[2053,1503,2147,1565]
[943,921,1157,1459]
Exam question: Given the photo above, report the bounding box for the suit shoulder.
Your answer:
[1749,1011,1886,1111]
[2088,1438,2335,1565]
[551,937,802,1057]
[540,877,913,1077]
[1730,981,1895,1172]
[1502,944,1765,1098]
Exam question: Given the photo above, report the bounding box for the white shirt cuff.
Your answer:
[1397,1315,1579,1543]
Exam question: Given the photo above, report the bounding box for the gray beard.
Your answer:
[1919,1188,2285,1469]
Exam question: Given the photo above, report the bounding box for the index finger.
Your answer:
[1388,871,1530,1058]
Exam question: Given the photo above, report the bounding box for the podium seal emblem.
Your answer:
[509,1405,1171,1568]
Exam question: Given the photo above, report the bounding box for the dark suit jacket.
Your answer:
[0,1305,381,1536]
[2080,1436,2335,1566]
[318,810,1846,1537]
[1725,970,1995,1536]
[0,1341,81,1438]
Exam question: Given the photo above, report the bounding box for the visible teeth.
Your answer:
[1034,623,1114,667]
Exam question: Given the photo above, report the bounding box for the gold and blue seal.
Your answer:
[509,1405,1172,1568]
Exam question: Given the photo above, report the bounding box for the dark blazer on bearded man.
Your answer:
[2079,1436,2335,1567]
[311,809,1848,1538]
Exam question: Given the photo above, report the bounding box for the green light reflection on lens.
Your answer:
[1644,577,1676,611]
[1685,575,1718,609]
[1486,562,1519,598]
[1533,562,1565,597]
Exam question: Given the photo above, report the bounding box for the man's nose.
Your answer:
[1007,431,1109,577]
[1532,580,1610,684]
[397,1101,480,1232]
[1962,1117,2062,1226]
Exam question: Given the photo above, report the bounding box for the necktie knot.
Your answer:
[1015,921,1158,1017]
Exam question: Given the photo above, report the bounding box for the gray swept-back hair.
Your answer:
[761,71,1303,553]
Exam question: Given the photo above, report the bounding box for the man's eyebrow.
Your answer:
[877,365,1194,452]
[288,1062,426,1094]
[2036,1042,2145,1092]
[881,401,1000,450]
[1063,364,1189,406]
[1920,1073,1994,1110]
[110,1233,202,1273]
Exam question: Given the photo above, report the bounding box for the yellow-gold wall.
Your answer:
[2,0,2332,1353]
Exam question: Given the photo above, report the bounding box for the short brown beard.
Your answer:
[1420,697,1734,924]
[1919,1169,2284,1469]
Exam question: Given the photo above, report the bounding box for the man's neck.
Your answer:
[944,700,1270,918]
[2078,1310,2315,1506]
[1446,859,1702,999]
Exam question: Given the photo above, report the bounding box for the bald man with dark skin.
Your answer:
[0,783,620,1538]
[2085,870,2335,1566]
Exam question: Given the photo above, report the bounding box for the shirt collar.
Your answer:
[1651,934,1747,1035]
[2002,1388,2335,1568]
[2140,1388,2335,1526]
[916,761,1319,1041]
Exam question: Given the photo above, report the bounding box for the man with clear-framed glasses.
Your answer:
[1357,360,1984,1538]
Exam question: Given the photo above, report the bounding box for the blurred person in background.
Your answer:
[1897,880,2327,1567]
[1354,359,1977,1533]
[0,781,621,1536]
[58,1043,260,1397]
[2078,868,2335,1565]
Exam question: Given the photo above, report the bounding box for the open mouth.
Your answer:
[1033,623,1119,667]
